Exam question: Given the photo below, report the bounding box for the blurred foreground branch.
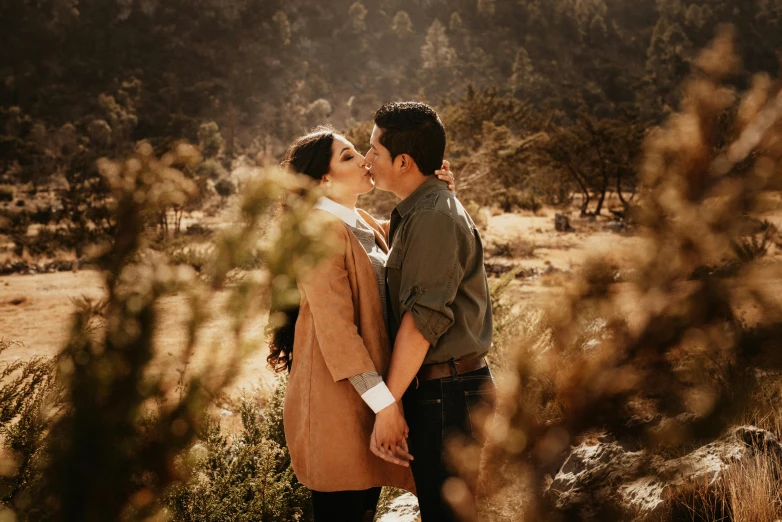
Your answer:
[495,26,782,521]
[0,142,331,521]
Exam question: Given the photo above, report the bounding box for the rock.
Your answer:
[554,214,575,232]
[376,492,420,522]
[546,426,782,520]
[605,220,626,233]
[484,261,514,277]
[484,262,538,279]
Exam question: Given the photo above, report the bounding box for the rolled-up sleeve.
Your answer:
[397,210,468,347]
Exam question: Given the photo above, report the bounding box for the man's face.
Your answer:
[366,125,397,193]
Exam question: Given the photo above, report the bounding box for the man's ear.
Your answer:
[397,153,412,174]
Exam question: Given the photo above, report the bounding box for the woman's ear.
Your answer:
[321,176,332,187]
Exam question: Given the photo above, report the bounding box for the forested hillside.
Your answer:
[2,0,782,256]
[3,0,781,160]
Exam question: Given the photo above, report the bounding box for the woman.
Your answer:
[268,126,455,522]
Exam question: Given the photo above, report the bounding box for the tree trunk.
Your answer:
[617,168,631,210]
[564,163,592,216]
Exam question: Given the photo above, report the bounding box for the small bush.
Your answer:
[0,340,59,515]
[496,187,541,213]
[214,178,237,197]
[184,223,213,238]
[29,205,55,224]
[196,158,227,180]
[489,234,535,259]
[465,200,488,231]
[167,381,313,522]
[0,185,13,202]
[170,245,214,273]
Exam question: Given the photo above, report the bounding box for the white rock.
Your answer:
[546,426,782,519]
[376,492,420,522]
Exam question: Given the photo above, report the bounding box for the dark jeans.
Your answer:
[311,487,381,522]
[402,365,495,521]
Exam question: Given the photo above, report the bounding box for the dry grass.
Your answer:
[723,453,782,522]
[657,451,782,522]
[489,233,537,259]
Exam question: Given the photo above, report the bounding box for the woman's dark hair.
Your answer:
[281,125,336,182]
[267,126,336,373]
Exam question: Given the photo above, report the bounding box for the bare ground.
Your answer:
[0,269,278,399]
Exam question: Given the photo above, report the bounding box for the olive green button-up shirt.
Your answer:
[386,176,493,365]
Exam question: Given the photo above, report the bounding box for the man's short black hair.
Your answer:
[373,102,446,176]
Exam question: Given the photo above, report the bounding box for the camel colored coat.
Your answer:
[283,209,415,493]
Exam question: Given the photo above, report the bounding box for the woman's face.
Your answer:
[324,135,374,198]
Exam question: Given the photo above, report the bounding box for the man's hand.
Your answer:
[370,403,413,466]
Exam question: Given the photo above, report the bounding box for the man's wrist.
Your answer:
[387,379,412,402]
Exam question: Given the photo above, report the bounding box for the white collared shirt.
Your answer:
[314,197,372,229]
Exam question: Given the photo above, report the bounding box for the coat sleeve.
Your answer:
[298,224,377,382]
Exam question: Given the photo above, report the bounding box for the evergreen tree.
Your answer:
[391,10,414,39]
[421,19,456,70]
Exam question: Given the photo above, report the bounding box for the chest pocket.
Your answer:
[385,247,405,269]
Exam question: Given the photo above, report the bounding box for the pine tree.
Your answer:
[421,19,456,70]
[391,10,414,39]
[510,46,536,96]
[477,0,495,17]
[348,2,368,33]
[272,10,291,47]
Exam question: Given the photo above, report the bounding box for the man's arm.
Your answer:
[371,209,468,463]
[370,312,429,464]
[386,312,430,400]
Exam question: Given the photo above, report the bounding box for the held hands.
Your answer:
[435,160,456,194]
[370,402,414,467]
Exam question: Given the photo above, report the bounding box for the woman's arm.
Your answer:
[299,225,377,381]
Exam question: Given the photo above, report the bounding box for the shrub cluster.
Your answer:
[487,28,782,521]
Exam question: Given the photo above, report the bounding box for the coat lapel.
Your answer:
[356,209,389,253]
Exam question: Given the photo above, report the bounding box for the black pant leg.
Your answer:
[404,367,495,522]
[311,487,382,522]
[404,379,457,521]
[360,487,382,522]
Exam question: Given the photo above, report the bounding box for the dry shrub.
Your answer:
[723,453,782,522]
[0,142,332,521]
[489,234,536,259]
[465,200,489,231]
[486,27,782,521]
[653,453,782,522]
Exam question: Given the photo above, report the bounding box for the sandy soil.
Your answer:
[0,269,278,398]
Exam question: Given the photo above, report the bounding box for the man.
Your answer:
[364,102,494,521]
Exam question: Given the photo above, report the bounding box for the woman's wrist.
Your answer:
[362,381,396,413]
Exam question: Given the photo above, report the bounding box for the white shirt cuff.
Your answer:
[360,382,396,413]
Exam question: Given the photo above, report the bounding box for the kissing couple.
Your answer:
[269,101,495,521]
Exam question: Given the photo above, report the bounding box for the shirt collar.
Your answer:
[314,197,361,227]
[394,176,449,218]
